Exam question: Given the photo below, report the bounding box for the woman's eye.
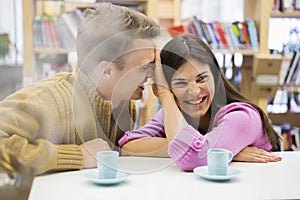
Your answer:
[196,75,208,82]
[173,82,188,87]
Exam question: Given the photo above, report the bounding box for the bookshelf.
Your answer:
[244,0,300,131]
[22,0,181,85]
[147,0,181,28]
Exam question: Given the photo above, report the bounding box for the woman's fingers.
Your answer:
[233,146,282,163]
[153,48,169,92]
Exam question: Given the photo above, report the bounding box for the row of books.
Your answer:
[272,0,300,12]
[267,89,300,114]
[280,51,300,85]
[37,62,72,80]
[33,9,83,49]
[167,17,259,51]
[273,123,300,151]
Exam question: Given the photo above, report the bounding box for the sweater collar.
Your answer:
[74,68,112,140]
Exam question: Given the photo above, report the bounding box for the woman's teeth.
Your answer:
[187,98,204,105]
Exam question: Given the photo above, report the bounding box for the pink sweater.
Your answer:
[119,103,272,171]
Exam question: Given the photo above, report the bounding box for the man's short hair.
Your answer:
[76,3,160,70]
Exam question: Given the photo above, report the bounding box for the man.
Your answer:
[0,3,160,175]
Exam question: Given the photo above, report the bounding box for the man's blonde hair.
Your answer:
[76,3,160,70]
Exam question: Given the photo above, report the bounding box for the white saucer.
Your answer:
[84,171,130,185]
[193,166,240,181]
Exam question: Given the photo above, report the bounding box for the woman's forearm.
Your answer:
[121,137,169,157]
[159,91,188,143]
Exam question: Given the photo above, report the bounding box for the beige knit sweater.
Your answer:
[0,71,135,175]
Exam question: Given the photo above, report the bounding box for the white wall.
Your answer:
[182,0,244,22]
[0,0,23,65]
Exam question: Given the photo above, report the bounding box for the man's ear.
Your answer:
[97,60,112,77]
[99,60,114,77]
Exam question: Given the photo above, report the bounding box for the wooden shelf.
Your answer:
[64,2,93,12]
[34,47,75,54]
[270,11,300,18]
[212,49,260,56]
[268,112,300,127]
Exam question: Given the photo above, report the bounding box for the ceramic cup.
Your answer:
[207,148,233,176]
[96,151,119,179]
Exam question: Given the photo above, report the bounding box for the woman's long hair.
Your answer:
[160,34,281,151]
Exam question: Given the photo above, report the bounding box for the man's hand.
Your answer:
[233,146,282,163]
[80,138,112,168]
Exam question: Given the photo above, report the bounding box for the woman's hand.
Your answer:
[152,48,171,98]
[233,146,282,163]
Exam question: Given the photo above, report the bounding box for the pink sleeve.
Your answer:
[118,109,165,147]
[168,103,272,171]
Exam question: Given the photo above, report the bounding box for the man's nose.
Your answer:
[146,67,154,79]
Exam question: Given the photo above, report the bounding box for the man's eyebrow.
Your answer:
[140,62,155,68]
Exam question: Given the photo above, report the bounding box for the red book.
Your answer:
[241,22,251,48]
[168,25,185,37]
[213,21,229,48]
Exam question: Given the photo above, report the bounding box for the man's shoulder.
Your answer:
[4,72,75,102]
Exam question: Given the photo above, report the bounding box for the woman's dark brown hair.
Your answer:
[160,34,281,151]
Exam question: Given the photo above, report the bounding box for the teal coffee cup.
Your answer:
[207,148,233,176]
[97,151,119,179]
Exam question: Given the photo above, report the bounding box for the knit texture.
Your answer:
[0,70,135,175]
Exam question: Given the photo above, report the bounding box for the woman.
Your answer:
[119,34,281,171]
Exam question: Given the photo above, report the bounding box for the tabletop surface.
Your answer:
[29,151,300,200]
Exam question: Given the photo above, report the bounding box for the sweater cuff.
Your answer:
[56,145,83,170]
[168,125,205,161]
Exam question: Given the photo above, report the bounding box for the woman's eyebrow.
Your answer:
[171,77,186,81]
[196,71,209,78]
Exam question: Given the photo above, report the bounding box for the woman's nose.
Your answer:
[187,82,200,95]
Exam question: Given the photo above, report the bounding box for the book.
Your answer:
[241,22,251,48]
[187,22,198,37]
[168,25,185,37]
[213,21,229,48]
[192,16,208,44]
[205,23,218,49]
[207,22,221,48]
[61,9,83,39]
[224,22,239,49]
[199,20,212,44]
[232,21,245,47]
[48,19,60,48]
[245,18,259,50]
[285,51,300,84]
[54,17,75,48]
[279,51,294,85]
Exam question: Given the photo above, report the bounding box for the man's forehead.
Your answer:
[130,38,155,48]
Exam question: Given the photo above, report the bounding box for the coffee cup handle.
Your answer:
[228,151,233,162]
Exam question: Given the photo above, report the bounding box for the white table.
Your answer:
[29,151,300,200]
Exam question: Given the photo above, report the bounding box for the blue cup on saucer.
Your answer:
[97,151,119,179]
[207,148,233,176]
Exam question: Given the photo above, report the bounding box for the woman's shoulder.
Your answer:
[220,102,258,113]
[214,102,261,124]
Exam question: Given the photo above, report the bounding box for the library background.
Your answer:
[0,0,299,151]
